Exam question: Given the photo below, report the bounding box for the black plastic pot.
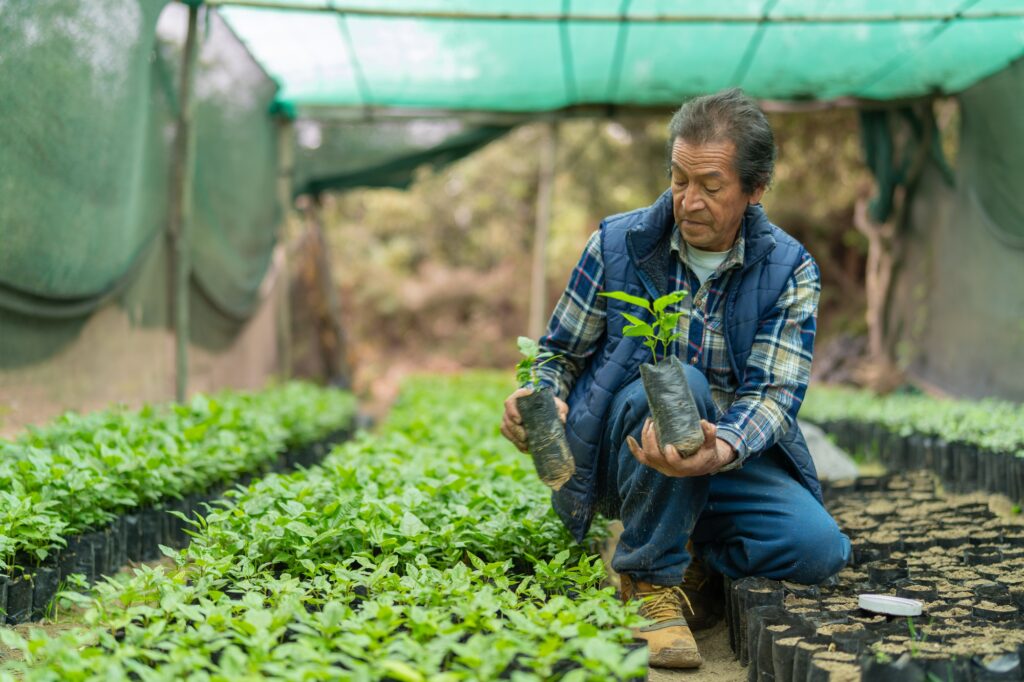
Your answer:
[80,528,108,580]
[859,652,927,681]
[124,513,142,563]
[830,627,880,655]
[67,533,96,584]
[5,571,33,625]
[732,577,785,666]
[867,560,909,585]
[57,535,82,583]
[638,355,705,456]
[751,608,814,682]
[516,388,575,491]
[771,633,804,682]
[0,574,8,621]
[805,650,858,682]
[31,565,59,620]
[139,506,162,562]
[113,515,129,570]
[790,637,828,682]
[971,653,1021,681]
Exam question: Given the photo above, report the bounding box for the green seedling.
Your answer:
[599,290,688,364]
[515,336,563,387]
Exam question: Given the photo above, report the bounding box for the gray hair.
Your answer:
[667,88,776,195]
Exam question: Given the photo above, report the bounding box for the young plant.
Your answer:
[515,336,563,387]
[599,289,704,455]
[598,290,688,364]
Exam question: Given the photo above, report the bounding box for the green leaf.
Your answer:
[400,511,429,536]
[653,290,688,313]
[620,312,649,328]
[599,290,651,311]
[381,661,425,682]
[516,336,539,359]
[623,324,653,338]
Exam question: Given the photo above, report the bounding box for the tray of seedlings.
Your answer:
[726,471,1024,682]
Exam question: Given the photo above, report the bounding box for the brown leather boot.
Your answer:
[620,573,703,669]
[680,546,723,631]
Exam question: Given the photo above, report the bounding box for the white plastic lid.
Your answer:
[858,594,924,616]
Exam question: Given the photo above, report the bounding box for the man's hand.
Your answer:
[626,418,737,477]
[501,387,569,453]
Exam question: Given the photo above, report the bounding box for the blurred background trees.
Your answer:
[317,109,920,411]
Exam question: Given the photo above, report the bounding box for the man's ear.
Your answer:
[748,185,767,205]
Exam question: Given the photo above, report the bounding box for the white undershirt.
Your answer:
[685,243,730,286]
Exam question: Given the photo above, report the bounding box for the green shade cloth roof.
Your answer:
[214,0,1024,115]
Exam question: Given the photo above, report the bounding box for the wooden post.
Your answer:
[528,121,558,340]
[275,119,295,380]
[304,195,352,387]
[167,4,201,403]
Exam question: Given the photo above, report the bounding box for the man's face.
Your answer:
[670,137,765,252]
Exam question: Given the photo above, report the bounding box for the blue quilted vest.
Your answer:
[551,190,824,542]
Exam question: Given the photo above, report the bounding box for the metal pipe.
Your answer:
[201,0,1024,24]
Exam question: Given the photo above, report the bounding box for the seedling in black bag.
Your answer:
[514,337,575,490]
[599,289,705,457]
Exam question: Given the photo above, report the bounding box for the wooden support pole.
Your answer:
[275,119,295,380]
[528,121,558,340]
[303,195,352,388]
[168,4,201,403]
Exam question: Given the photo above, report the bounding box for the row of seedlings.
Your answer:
[801,385,1024,504]
[0,382,357,624]
[0,374,648,681]
[726,471,1024,681]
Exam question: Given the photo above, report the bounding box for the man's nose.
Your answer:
[680,186,705,213]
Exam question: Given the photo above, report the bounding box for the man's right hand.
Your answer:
[501,387,569,453]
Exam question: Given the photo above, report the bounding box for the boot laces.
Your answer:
[637,585,695,623]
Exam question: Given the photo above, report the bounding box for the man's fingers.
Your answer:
[640,418,660,457]
[700,420,717,447]
[500,415,528,452]
[626,435,646,464]
[504,388,533,425]
[555,397,569,425]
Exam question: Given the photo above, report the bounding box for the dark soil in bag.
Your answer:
[516,388,575,491]
[639,355,704,456]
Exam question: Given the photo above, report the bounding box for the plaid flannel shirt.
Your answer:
[535,226,820,465]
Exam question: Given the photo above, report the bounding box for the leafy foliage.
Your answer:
[802,385,1024,455]
[514,336,563,387]
[1,374,645,680]
[599,290,688,364]
[0,383,357,569]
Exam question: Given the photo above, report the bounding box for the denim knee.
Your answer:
[786,515,852,584]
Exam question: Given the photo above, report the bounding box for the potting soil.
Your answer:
[727,471,1024,681]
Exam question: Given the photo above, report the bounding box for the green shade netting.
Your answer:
[0,1,285,365]
[217,0,1024,114]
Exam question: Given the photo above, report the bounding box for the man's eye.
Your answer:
[706,187,721,194]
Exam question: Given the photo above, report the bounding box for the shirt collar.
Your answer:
[670,227,746,273]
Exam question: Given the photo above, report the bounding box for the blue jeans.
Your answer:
[596,366,851,586]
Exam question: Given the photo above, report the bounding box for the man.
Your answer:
[500,89,851,669]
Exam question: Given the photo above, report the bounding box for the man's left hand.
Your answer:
[626,418,737,477]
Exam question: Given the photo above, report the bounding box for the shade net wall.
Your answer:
[217,0,1024,115]
[0,1,284,366]
[891,56,1024,400]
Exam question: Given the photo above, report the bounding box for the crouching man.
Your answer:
[501,89,850,669]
